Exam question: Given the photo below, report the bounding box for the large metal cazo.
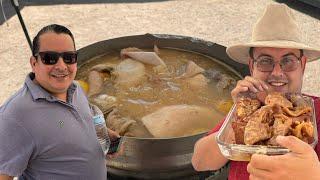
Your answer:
[77,34,249,179]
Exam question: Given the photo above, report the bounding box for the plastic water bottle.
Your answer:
[90,104,110,155]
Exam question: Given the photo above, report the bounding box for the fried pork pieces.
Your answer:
[232,92,313,146]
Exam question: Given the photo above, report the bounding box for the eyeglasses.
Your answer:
[253,54,302,72]
[35,51,77,65]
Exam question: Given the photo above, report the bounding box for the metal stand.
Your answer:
[10,0,32,52]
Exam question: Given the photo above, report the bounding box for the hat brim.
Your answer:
[226,40,320,64]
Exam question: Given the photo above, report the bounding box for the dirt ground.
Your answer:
[1,0,320,105]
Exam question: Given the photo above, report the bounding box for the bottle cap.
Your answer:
[93,114,105,125]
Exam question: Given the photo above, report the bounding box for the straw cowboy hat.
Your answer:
[226,3,320,64]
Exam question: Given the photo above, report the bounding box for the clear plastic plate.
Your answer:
[216,96,318,161]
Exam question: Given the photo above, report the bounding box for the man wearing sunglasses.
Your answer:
[0,24,117,180]
[192,4,320,180]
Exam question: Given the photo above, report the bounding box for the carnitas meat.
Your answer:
[232,96,261,144]
[265,92,293,108]
[232,92,314,146]
[291,121,314,143]
[232,118,248,144]
[244,106,273,145]
[235,96,261,119]
[267,113,293,146]
[286,93,310,108]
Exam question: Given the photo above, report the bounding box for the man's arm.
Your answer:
[192,132,228,171]
[192,76,269,171]
[0,175,13,180]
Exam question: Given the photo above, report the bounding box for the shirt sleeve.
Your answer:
[206,118,226,135]
[0,114,35,176]
[312,97,320,158]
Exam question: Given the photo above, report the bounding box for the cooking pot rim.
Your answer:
[120,132,207,140]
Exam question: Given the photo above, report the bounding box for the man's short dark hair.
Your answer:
[248,47,304,59]
[32,24,75,56]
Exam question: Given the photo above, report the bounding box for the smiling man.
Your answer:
[31,29,78,101]
[192,4,320,180]
[0,24,116,180]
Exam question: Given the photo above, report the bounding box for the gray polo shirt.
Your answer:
[0,73,107,180]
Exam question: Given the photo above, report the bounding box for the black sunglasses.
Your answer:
[35,51,77,65]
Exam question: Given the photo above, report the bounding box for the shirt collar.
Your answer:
[25,72,77,103]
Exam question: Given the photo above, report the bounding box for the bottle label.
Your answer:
[93,114,105,125]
